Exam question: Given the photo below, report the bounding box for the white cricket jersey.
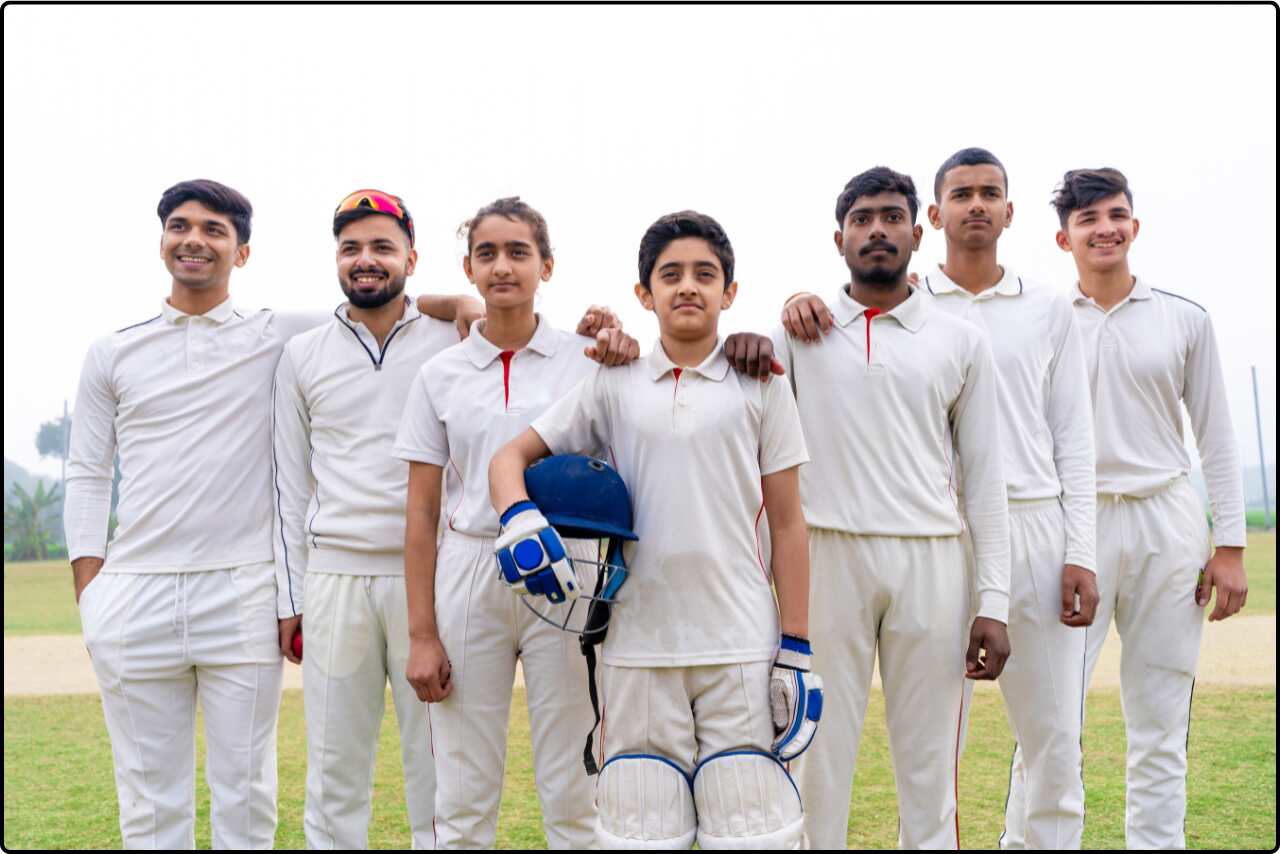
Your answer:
[771,286,1011,623]
[921,267,1097,571]
[1072,278,1246,547]
[392,316,601,538]
[64,297,327,571]
[271,297,458,617]
[532,340,810,668]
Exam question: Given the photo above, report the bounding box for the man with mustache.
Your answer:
[771,166,1012,848]
[783,149,1098,849]
[271,189,634,848]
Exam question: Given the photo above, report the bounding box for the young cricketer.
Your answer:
[1053,167,1248,849]
[488,211,816,849]
[772,167,1013,849]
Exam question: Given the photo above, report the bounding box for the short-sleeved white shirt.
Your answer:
[922,267,1097,570]
[392,316,600,537]
[532,340,810,668]
[1072,278,1245,547]
[65,297,326,571]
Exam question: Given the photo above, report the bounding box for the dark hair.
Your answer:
[934,147,1008,201]
[1051,168,1134,227]
[157,179,253,244]
[460,196,553,259]
[835,167,919,225]
[637,210,735,291]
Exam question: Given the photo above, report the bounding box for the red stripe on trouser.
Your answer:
[954,685,965,848]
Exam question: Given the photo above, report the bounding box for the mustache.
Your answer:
[860,241,898,256]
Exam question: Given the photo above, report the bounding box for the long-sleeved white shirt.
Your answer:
[64,297,325,571]
[271,298,458,617]
[922,267,1097,570]
[771,285,1011,623]
[1073,278,1246,548]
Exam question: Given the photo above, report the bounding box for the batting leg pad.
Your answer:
[692,750,806,849]
[595,753,697,850]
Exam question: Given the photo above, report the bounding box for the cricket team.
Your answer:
[65,147,1250,850]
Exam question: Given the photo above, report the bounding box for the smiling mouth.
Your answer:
[352,272,387,285]
[1089,239,1123,249]
[178,255,212,264]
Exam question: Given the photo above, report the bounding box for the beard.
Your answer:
[341,272,407,309]
[849,248,911,289]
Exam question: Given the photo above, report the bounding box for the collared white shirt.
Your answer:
[272,297,458,617]
[922,267,1096,570]
[65,296,326,571]
[532,340,810,667]
[772,286,1011,622]
[1073,278,1245,547]
[393,316,600,538]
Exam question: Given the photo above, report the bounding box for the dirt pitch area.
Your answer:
[4,614,1274,697]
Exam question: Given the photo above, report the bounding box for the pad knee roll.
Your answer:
[595,753,697,850]
[692,750,805,850]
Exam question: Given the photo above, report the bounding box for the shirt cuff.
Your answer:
[976,590,1010,625]
[1064,548,1096,573]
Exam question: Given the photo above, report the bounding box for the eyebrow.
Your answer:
[948,184,1003,194]
[850,205,909,215]
[658,259,720,272]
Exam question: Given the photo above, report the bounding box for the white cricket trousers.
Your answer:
[80,563,283,850]
[792,530,969,850]
[302,572,436,849]
[992,498,1087,850]
[430,530,598,849]
[1084,477,1209,850]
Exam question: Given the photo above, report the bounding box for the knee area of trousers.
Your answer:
[595,753,696,850]
[692,750,805,850]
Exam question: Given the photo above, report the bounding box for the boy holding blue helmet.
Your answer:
[490,211,818,849]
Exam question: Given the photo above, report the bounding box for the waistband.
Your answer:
[1098,473,1190,503]
[441,529,496,548]
[1007,496,1062,513]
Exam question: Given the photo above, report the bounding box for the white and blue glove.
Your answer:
[495,501,581,604]
[770,634,824,761]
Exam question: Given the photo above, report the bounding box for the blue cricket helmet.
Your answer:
[524,455,638,542]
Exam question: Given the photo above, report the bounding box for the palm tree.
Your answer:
[4,482,62,562]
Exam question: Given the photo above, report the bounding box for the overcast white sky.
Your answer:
[4,5,1276,480]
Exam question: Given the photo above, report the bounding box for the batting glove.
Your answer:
[495,501,581,604]
[770,634,824,761]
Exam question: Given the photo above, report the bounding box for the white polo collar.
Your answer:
[335,294,421,328]
[647,338,731,382]
[160,295,238,325]
[1072,276,1152,307]
[924,265,1024,299]
[462,313,560,369]
[830,284,927,333]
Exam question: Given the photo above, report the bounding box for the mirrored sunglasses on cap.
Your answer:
[334,188,414,245]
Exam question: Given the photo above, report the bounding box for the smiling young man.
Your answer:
[1053,168,1248,850]
[64,180,483,850]
[780,149,1098,849]
[771,167,1012,849]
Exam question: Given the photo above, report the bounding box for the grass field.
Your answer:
[3,685,1274,850]
[6,532,1275,637]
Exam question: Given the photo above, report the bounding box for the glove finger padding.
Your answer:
[770,667,824,762]
[494,502,581,603]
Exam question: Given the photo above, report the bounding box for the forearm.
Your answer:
[71,556,104,601]
[404,515,441,641]
[417,293,480,322]
[489,430,551,516]
[64,475,112,562]
[770,518,810,638]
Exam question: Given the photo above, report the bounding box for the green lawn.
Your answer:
[3,684,1274,850]
[6,530,1274,637]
